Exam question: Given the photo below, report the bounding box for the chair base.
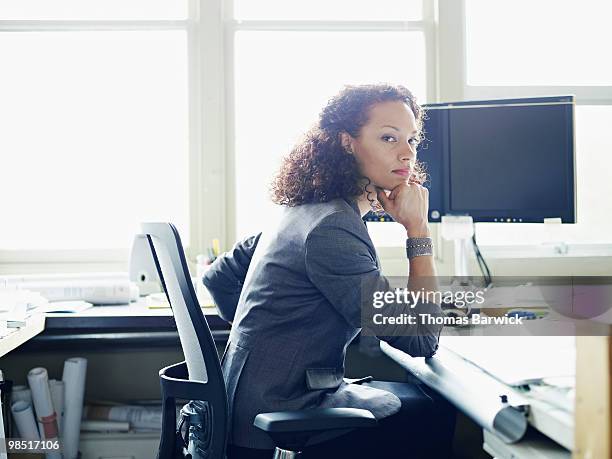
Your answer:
[273,447,301,459]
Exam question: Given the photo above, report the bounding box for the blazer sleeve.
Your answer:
[304,213,441,358]
[202,233,261,323]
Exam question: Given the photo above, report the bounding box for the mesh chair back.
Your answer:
[141,223,228,458]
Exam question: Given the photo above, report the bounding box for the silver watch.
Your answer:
[406,237,433,259]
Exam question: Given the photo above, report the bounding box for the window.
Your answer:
[234,0,422,21]
[0,2,191,255]
[231,5,430,243]
[0,0,187,20]
[455,0,612,250]
[465,0,612,86]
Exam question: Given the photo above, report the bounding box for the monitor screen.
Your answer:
[444,97,575,222]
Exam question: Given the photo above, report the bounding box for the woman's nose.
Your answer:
[399,144,416,162]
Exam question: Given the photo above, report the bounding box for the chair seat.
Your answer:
[253,407,376,433]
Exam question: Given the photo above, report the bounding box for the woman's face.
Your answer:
[344,100,419,191]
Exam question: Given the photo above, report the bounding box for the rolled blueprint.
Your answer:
[48,380,64,434]
[27,368,62,459]
[10,385,32,405]
[12,385,43,439]
[11,401,40,440]
[62,357,87,459]
[27,368,59,439]
[381,342,528,443]
[81,420,130,432]
[86,405,163,430]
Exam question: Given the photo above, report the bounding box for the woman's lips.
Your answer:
[392,169,411,178]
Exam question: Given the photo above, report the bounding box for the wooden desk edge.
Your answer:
[0,313,46,357]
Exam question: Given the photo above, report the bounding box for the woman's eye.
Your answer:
[408,137,419,146]
[382,135,397,143]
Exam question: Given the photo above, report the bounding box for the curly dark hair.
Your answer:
[270,83,426,207]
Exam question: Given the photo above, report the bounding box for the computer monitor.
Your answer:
[363,95,576,224]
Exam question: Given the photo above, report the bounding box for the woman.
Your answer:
[203,84,456,458]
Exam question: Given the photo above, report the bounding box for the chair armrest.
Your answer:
[253,407,376,433]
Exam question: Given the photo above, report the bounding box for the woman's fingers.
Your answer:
[383,182,430,232]
[389,182,410,200]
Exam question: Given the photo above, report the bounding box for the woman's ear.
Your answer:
[340,132,353,153]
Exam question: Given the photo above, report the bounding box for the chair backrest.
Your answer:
[141,223,228,457]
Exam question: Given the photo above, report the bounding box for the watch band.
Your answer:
[406,237,434,259]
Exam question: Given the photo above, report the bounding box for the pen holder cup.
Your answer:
[195,262,214,308]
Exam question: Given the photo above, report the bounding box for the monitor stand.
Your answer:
[440,215,474,278]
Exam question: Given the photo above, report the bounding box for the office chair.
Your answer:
[142,223,376,459]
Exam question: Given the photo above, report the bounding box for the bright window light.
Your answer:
[233,31,426,243]
[466,0,612,85]
[234,0,422,21]
[0,0,187,20]
[0,31,190,250]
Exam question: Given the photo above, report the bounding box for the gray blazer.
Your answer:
[203,198,441,449]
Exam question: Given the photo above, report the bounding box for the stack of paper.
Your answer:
[442,336,576,386]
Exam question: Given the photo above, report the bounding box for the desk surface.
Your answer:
[44,299,226,331]
[0,313,45,357]
[10,300,230,351]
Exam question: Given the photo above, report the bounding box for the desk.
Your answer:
[45,299,225,330]
[0,313,45,358]
[381,333,574,457]
[26,300,229,351]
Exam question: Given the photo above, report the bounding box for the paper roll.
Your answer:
[62,357,87,459]
[27,368,59,440]
[87,405,163,430]
[11,401,40,440]
[13,385,44,440]
[81,420,129,432]
[27,368,62,459]
[10,385,32,405]
[48,380,64,434]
